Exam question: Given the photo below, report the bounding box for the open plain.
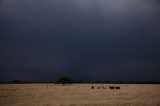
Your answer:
[0,84,160,106]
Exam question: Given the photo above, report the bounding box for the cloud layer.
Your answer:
[0,0,160,81]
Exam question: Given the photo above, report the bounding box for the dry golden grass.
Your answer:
[0,84,160,106]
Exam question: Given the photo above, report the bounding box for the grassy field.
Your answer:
[0,84,160,106]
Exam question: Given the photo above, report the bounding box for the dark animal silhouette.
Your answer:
[109,86,115,89]
[97,86,101,89]
[115,86,120,89]
[91,86,94,89]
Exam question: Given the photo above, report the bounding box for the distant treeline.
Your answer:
[0,80,160,84]
[86,80,160,84]
[0,76,160,84]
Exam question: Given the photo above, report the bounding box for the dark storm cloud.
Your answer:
[0,0,160,81]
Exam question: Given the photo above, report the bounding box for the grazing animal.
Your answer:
[91,86,94,89]
[109,86,115,89]
[97,86,101,89]
[115,86,120,89]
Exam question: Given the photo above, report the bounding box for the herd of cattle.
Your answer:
[91,85,120,90]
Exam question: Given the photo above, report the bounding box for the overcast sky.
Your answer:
[0,0,160,81]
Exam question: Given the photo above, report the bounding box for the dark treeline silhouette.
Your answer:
[86,80,160,84]
[0,76,160,84]
[0,80,56,84]
[0,79,160,84]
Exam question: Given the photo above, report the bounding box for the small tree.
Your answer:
[56,76,74,85]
